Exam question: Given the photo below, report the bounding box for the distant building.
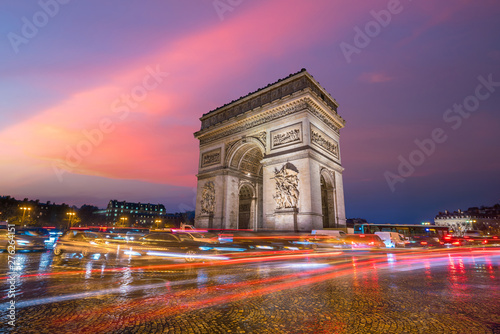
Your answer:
[435,203,500,236]
[346,218,368,229]
[105,200,186,227]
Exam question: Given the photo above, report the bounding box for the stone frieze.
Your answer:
[310,124,338,158]
[271,123,302,150]
[201,148,221,168]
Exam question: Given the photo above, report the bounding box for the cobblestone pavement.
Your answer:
[0,248,499,333]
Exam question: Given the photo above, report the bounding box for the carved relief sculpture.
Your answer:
[273,163,299,209]
[201,148,221,167]
[273,129,300,146]
[310,125,338,158]
[256,131,267,147]
[201,181,216,214]
[270,123,302,150]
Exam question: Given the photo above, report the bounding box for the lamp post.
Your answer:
[66,212,75,230]
[20,207,31,225]
[119,217,128,227]
[154,219,162,230]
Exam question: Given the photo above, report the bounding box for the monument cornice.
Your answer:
[195,95,344,146]
[198,69,341,127]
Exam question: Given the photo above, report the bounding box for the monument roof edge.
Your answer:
[199,68,339,121]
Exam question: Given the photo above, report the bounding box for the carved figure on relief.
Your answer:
[311,130,338,156]
[273,129,300,147]
[201,181,216,214]
[272,164,299,209]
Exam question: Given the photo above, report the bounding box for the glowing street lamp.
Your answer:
[20,206,31,224]
[66,212,76,229]
[119,217,128,227]
[155,219,162,229]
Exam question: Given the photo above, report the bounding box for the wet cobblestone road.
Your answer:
[1,248,499,333]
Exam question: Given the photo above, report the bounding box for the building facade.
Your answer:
[435,204,500,236]
[105,200,168,227]
[193,69,346,231]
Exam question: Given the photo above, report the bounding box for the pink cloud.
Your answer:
[1,0,366,188]
[359,72,394,83]
[11,0,487,188]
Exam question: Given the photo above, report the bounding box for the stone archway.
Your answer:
[227,140,264,230]
[238,184,254,229]
[194,69,346,231]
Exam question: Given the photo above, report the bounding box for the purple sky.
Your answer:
[1,0,499,223]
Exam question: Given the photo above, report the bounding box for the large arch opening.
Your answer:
[238,184,253,229]
[227,139,264,230]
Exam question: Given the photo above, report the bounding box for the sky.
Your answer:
[1,0,499,224]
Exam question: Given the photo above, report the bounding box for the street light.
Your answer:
[20,207,31,225]
[154,219,162,229]
[120,217,128,227]
[66,212,76,230]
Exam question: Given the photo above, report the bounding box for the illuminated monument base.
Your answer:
[193,69,346,231]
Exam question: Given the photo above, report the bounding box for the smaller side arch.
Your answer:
[238,181,256,196]
[238,183,256,230]
[320,167,337,228]
[320,167,335,189]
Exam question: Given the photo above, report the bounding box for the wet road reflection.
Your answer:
[0,247,499,333]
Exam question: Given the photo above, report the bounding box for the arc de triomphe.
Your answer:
[193,69,346,231]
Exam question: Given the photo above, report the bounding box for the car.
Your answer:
[0,229,47,252]
[460,235,483,246]
[101,228,149,242]
[303,234,349,249]
[311,230,347,238]
[128,233,220,262]
[344,234,385,249]
[179,224,196,231]
[407,235,443,248]
[442,235,497,247]
[374,232,406,248]
[53,231,116,257]
[231,232,314,251]
[483,235,500,246]
[173,231,219,243]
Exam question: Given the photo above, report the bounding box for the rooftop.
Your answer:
[198,69,343,131]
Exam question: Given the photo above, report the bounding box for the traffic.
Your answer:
[2,224,499,262]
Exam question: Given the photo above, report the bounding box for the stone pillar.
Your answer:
[334,170,346,228]
[221,174,239,229]
[274,208,298,231]
[262,164,275,230]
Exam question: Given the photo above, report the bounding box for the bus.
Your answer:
[354,224,449,239]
